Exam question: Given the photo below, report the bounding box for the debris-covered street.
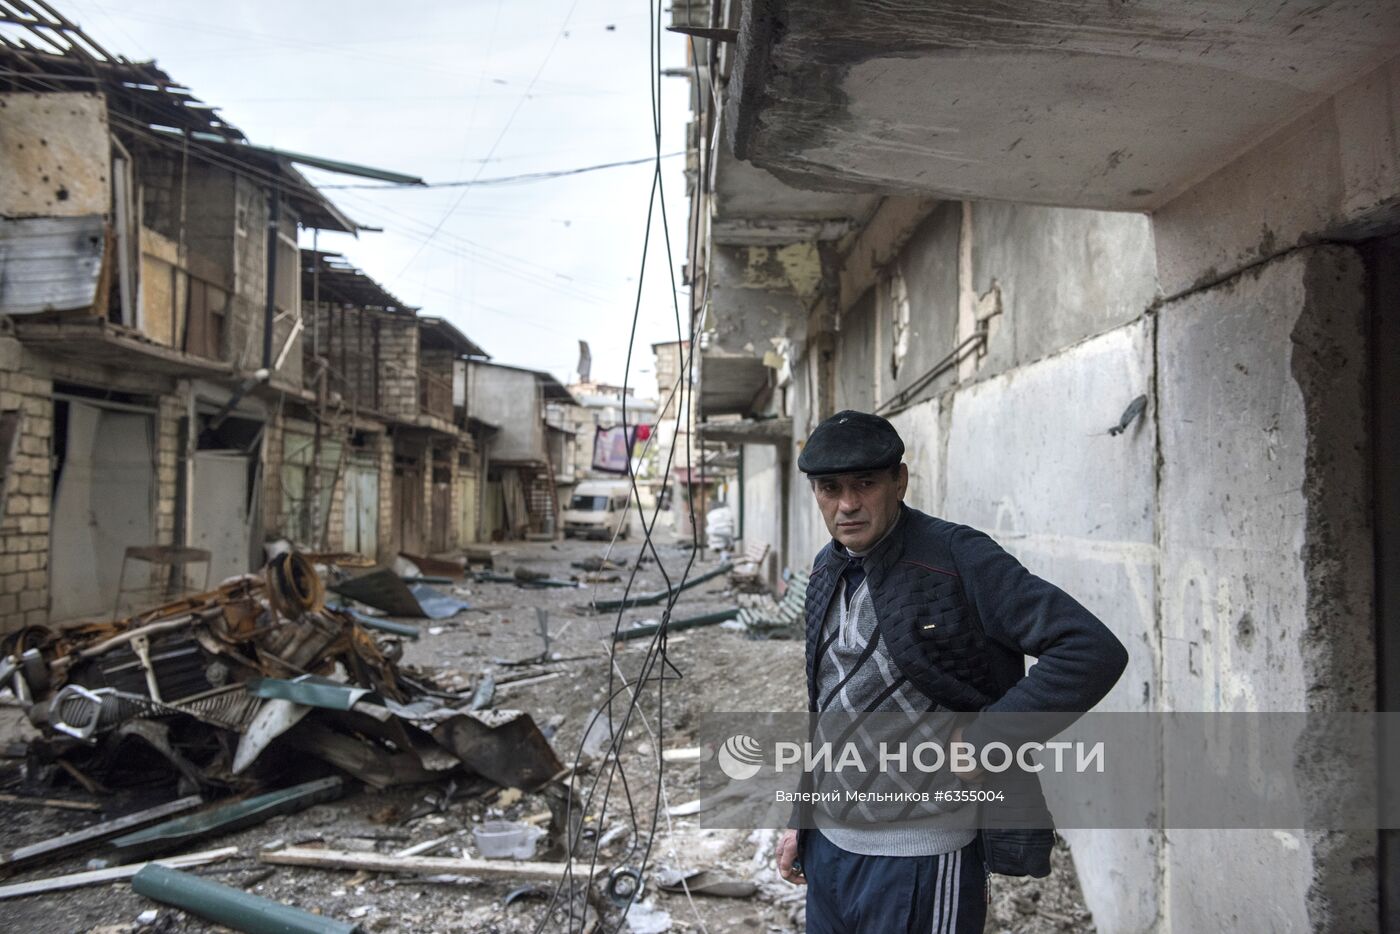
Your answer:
[2,0,1397,931]
[1,536,1092,933]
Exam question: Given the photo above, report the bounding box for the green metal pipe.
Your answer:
[346,611,421,640]
[614,608,740,642]
[133,864,359,934]
[475,572,578,588]
[592,562,733,611]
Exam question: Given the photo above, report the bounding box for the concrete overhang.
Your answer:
[699,352,772,417]
[727,1,1400,211]
[15,318,235,379]
[712,138,877,244]
[698,416,792,445]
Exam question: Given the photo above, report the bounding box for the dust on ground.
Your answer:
[0,537,1094,933]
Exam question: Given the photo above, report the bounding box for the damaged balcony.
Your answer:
[697,242,814,420]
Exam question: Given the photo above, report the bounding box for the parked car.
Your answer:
[562,480,632,540]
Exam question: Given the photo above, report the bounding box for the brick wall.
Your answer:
[322,430,350,553]
[0,351,53,633]
[445,440,462,550]
[155,397,181,547]
[308,305,381,412]
[378,318,419,419]
[376,431,395,561]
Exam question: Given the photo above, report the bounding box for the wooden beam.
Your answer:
[0,794,100,812]
[0,795,203,872]
[0,847,237,901]
[260,846,590,883]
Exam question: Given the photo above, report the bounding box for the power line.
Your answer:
[538,3,704,931]
[319,152,682,190]
[395,0,585,278]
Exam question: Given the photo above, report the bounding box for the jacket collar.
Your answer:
[818,503,910,573]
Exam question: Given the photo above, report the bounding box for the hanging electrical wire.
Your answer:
[318,152,683,190]
[531,1,713,930]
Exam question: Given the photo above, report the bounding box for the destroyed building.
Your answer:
[679,1,1400,930]
[0,13,534,636]
[462,359,578,542]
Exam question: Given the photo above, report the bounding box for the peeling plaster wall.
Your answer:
[1155,57,1400,299]
[885,203,960,403]
[706,244,811,357]
[943,320,1160,933]
[1157,246,1373,933]
[970,203,1157,377]
[772,198,1375,930]
[833,289,876,412]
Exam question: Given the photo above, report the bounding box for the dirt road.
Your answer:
[1,536,1094,932]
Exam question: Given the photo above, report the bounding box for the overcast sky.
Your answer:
[63,0,692,393]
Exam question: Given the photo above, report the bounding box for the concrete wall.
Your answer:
[833,289,877,412]
[468,363,543,463]
[941,320,1160,933]
[739,443,782,567]
[787,344,825,567]
[969,203,1157,378]
[747,192,1378,930]
[1156,245,1373,933]
[1154,56,1400,300]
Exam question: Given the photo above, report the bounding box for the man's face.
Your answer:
[810,464,908,552]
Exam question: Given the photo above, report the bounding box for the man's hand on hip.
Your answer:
[776,829,805,885]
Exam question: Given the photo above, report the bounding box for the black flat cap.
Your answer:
[798,410,905,476]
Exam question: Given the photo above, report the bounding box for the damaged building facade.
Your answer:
[680,2,1399,932]
[462,359,577,542]
[0,20,544,637]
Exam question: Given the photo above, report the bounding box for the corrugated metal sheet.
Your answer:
[0,215,105,315]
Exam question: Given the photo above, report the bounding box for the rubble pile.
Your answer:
[2,552,561,796]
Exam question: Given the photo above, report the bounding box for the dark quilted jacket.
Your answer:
[799,504,1129,876]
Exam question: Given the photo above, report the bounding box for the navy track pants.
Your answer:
[803,830,988,933]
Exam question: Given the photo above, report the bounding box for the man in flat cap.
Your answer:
[774,410,1128,933]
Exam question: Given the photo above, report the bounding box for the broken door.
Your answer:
[393,456,424,555]
[191,451,253,583]
[430,465,450,553]
[50,400,156,621]
[343,455,379,558]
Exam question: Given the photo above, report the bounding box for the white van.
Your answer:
[562,480,632,540]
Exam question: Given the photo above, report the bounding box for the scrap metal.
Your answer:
[5,550,560,794]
